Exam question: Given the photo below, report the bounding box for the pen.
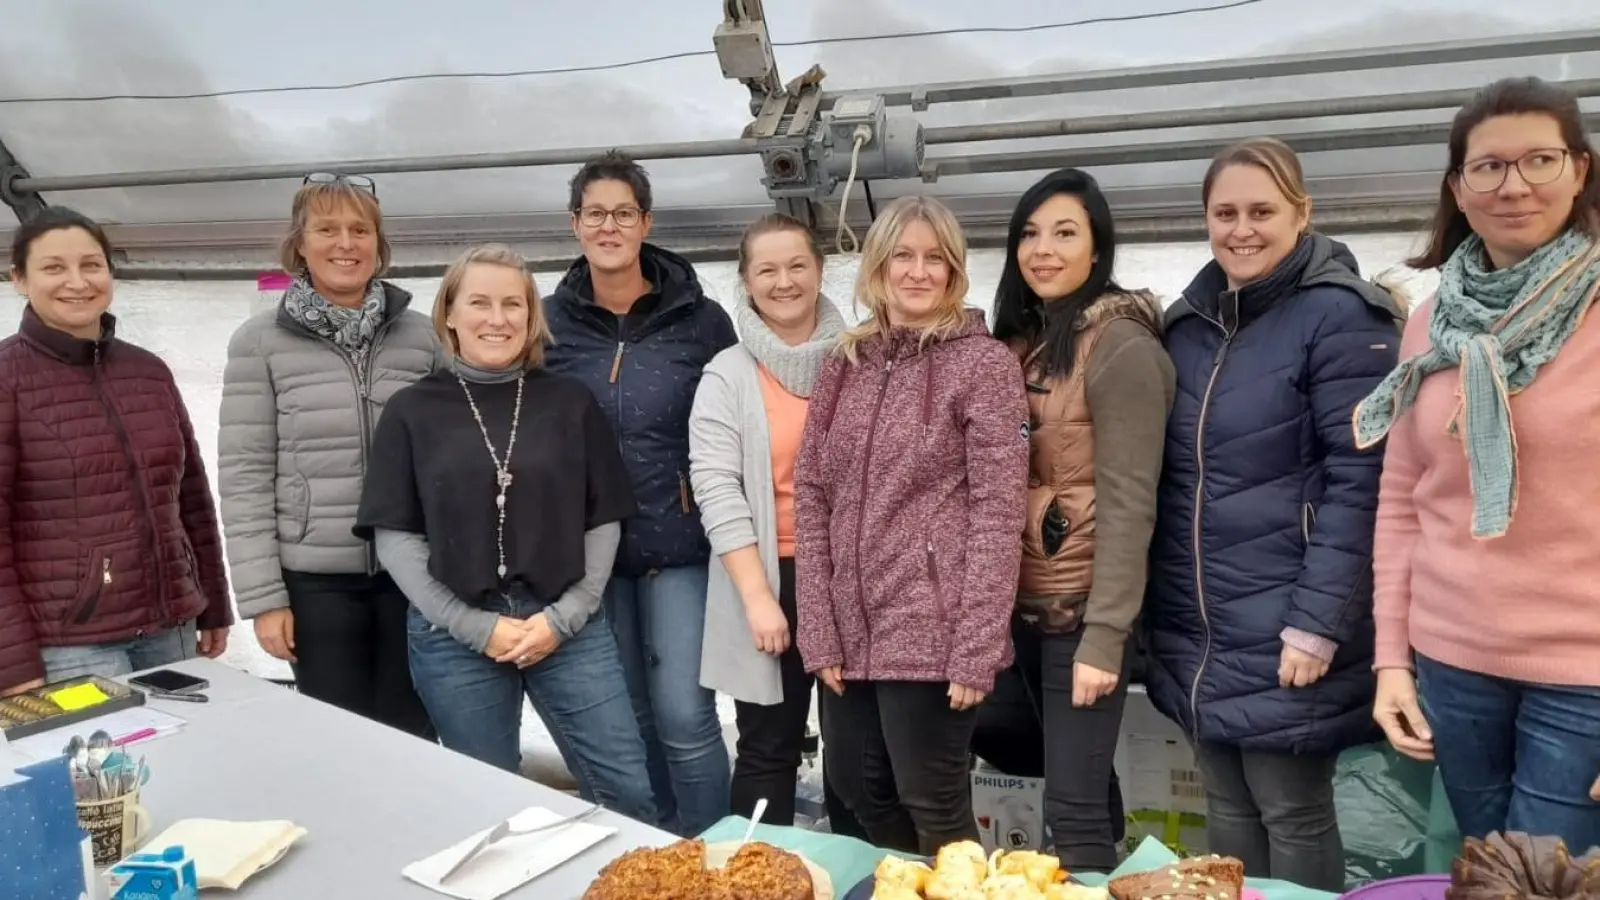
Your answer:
[112,728,158,746]
[148,690,209,704]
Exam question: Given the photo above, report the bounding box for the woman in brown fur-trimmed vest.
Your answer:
[987,167,1176,871]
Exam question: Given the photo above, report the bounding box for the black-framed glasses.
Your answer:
[1458,148,1572,193]
[575,206,643,229]
[303,172,378,198]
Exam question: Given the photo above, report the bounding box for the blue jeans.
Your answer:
[41,622,196,681]
[405,590,656,825]
[1416,654,1600,853]
[604,565,730,836]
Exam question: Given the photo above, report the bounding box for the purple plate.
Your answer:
[1339,874,1451,899]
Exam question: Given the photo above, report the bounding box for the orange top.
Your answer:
[757,364,809,558]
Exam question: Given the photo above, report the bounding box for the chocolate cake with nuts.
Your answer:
[1106,855,1245,900]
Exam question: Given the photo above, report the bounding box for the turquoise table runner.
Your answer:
[700,818,1338,900]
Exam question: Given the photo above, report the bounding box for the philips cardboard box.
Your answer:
[970,762,1046,853]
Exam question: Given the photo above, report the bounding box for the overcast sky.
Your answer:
[2,0,1597,224]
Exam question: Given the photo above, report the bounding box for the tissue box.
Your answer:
[970,761,1046,852]
[1,753,96,900]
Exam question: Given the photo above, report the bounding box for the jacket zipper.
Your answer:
[608,340,625,385]
[679,470,692,514]
[318,319,396,575]
[355,319,397,574]
[90,345,165,628]
[853,356,896,679]
[1187,317,1233,742]
[608,340,627,458]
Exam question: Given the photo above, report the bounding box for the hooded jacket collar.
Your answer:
[554,243,708,320]
[857,306,994,363]
[1166,233,1402,334]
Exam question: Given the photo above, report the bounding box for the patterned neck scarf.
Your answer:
[281,275,387,365]
[1354,229,1600,538]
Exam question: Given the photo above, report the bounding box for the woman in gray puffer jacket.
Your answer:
[218,174,440,736]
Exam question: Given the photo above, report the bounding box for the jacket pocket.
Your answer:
[67,539,139,627]
[1022,487,1069,560]
[1300,502,1317,545]
[181,539,201,591]
[925,539,949,631]
[278,473,312,543]
[678,470,693,515]
[1041,501,1070,557]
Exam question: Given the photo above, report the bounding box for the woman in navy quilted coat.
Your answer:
[1145,139,1401,891]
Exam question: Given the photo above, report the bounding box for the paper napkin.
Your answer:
[402,806,617,900]
[138,818,307,889]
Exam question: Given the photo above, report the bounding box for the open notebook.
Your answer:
[136,819,307,890]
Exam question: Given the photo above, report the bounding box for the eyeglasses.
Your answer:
[303,172,378,198]
[1458,148,1572,193]
[575,206,643,229]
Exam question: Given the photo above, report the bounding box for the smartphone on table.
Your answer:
[128,669,209,695]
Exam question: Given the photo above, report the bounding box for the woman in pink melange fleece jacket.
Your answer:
[794,195,1030,854]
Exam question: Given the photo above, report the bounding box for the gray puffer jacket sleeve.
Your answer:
[218,315,288,619]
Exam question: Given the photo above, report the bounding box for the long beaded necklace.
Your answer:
[457,373,524,578]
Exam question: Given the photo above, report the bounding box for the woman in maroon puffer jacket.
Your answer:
[794,195,1030,854]
[1,207,232,695]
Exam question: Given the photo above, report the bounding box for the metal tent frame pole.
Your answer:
[5,29,1594,198]
[922,113,1600,180]
[923,80,1600,145]
[820,28,1600,110]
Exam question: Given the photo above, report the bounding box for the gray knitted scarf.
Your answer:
[1354,229,1600,538]
[282,275,386,366]
[735,294,847,397]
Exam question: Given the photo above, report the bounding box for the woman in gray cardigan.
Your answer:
[688,215,847,826]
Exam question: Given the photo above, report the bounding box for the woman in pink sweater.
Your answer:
[1356,76,1600,853]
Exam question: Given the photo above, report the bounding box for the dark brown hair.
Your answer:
[736,213,824,277]
[1410,76,1600,270]
[9,206,114,274]
[1201,137,1311,215]
[568,150,653,214]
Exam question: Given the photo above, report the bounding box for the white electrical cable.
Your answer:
[834,126,870,254]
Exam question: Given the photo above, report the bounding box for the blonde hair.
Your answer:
[838,195,972,363]
[278,181,391,275]
[1202,137,1312,219]
[432,244,552,368]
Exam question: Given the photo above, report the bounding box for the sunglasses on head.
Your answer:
[303,172,378,198]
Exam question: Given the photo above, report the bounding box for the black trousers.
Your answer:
[730,558,866,838]
[282,569,435,739]
[972,618,1129,871]
[821,679,980,855]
